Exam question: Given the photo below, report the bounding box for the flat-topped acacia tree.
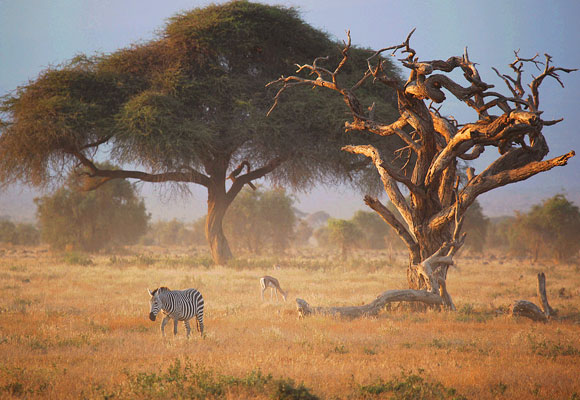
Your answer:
[269,31,575,311]
[0,1,402,264]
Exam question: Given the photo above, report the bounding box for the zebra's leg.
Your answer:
[173,318,178,336]
[197,314,204,336]
[184,320,191,338]
[160,315,171,337]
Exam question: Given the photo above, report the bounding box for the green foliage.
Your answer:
[86,359,318,400]
[351,210,391,249]
[260,188,296,252]
[490,382,508,396]
[462,200,489,253]
[0,1,400,192]
[527,334,580,360]
[0,220,17,243]
[143,219,204,246]
[14,223,41,246]
[312,225,331,248]
[63,252,94,267]
[224,187,295,254]
[0,1,402,264]
[486,216,513,250]
[326,218,361,259]
[454,303,494,323]
[0,220,40,245]
[507,194,580,262]
[273,378,320,400]
[293,219,314,247]
[359,369,467,400]
[35,167,149,251]
[311,207,406,252]
[191,217,207,246]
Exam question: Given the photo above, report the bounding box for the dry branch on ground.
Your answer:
[512,272,555,322]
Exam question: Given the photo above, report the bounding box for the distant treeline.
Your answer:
[0,220,40,246]
[2,184,579,263]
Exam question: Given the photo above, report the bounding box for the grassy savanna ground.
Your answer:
[1,245,579,399]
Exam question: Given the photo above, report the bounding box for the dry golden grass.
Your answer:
[1,245,579,399]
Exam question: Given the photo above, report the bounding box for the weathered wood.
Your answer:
[296,289,444,318]
[512,300,547,322]
[536,272,555,317]
[269,31,574,308]
[512,272,554,322]
[437,275,456,311]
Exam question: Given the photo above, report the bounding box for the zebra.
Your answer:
[148,287,204,338]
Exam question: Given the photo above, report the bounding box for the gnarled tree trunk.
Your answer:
[204,156,285,265]
[206,189,233,265]
[205,157,234,265]
[270,30,574,312]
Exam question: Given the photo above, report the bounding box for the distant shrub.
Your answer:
[63,252,93,266]
[351,210,391,249]
[0,220,17,244]
[224,187,296,255]
[293,219,314,247]
[143,218,205,246]
[0,220,40,245]
[462,200,489,253]
[326,218,361,260]
[506,194,580,262]
[14,223,40,245]
[35,165,149,252]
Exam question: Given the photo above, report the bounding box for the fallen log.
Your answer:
[296,289,444,318]
[511,300,547,322]
[512,272,554,322]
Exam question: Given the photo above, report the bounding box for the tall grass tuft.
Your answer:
[84,359,319,399]
[359,369,467,400]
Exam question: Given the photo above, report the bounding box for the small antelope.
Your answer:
[260,275,287,302]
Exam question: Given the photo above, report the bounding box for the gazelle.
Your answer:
[260,275,287,302]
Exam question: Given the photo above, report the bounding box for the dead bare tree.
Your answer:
[269,30,575,311]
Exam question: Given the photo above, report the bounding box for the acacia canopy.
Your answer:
[0,1,401,263]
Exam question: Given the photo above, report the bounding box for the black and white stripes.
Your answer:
[148,287,204,338]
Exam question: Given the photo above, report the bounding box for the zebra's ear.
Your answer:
[148,288,153,296]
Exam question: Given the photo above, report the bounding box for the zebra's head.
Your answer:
[148,288,161,321]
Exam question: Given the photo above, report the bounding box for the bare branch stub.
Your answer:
[268,30,575,309]
[512,272,555,322]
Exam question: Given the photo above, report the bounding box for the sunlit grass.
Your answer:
[0,245,579,399]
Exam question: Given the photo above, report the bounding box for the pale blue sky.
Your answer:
[1,0,579,220]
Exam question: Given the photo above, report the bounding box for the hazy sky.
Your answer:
[1,0,579,221]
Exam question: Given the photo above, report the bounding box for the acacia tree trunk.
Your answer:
[205,158,234,265]
[206,187,233,265]
[203,156,285,264]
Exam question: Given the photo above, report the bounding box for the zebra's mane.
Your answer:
[151,287,170,296]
